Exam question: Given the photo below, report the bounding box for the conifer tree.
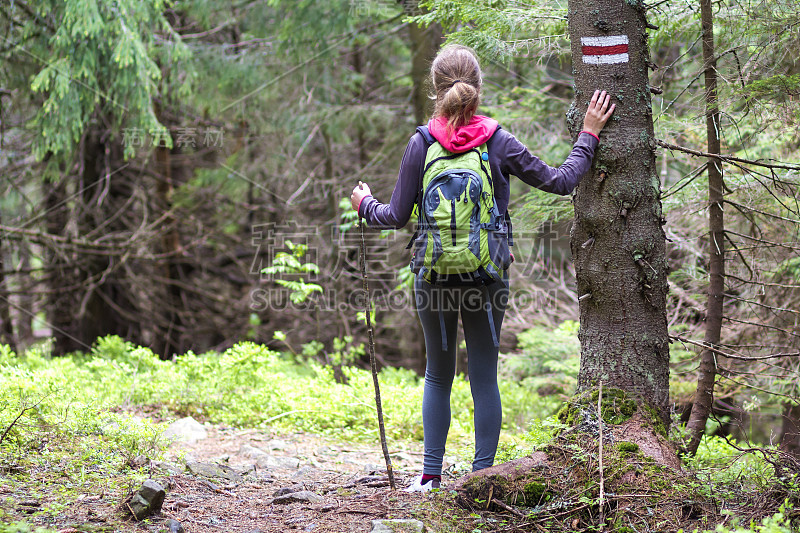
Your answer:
[567,0,670,423]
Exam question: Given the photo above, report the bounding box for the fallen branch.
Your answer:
[491,497,525,517]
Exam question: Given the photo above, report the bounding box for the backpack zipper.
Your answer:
[450,197,457,247]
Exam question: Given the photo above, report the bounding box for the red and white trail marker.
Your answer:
[581,35,629,65]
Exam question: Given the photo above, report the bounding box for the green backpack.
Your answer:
[407,125,513,349]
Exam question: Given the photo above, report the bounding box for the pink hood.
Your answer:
[428,115,499,153]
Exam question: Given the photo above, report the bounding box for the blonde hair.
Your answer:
[430,45,482,131]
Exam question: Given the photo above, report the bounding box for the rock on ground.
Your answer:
[127,479,165,520]
[255,454,301,470]
[163,416,208,443]
[239,444,268,459]
[186,461,244,482]
[165,518,184,533]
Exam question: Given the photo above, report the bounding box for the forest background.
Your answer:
[0,0,799,529]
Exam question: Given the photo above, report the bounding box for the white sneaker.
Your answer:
[403,475,441,493]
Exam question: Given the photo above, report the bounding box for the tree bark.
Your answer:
[408,21,442,125]
[685,0,725,456]
[568,0,670,422]
[44,178,84,355]
[76,134,133,348]
[780,401,800,458]
[155,142,186,357]
[15,246,33,348]
[0,209,16,353]
[45,132,137,355]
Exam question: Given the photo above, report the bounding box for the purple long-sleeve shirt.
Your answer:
[358,129,599,228]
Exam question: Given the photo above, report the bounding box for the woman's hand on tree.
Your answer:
[582,90,615,137]
[350,181,372,213]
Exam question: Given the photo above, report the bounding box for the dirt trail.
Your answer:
[149,425,432,532]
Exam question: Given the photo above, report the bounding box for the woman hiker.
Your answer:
[350,44,615,492]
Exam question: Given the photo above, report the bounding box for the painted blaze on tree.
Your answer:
[567,0,670,422]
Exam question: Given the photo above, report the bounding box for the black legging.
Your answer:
[413,273,509,475]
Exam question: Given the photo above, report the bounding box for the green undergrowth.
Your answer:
[1,336,557,444]
[0,344,166,531]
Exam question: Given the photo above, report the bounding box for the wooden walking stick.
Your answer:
[358,186,396,490]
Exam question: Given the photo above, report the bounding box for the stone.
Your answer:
[238,464,256,476]
[315,446,336,456]
[166,519,184,533]
[266,439,288,451]
[152,461,183,475]
[273,486,301,497]
[370,519,426,533]
[127,479,165,521]
[255,455,300,470]
[272,491,323,504]
[292,466,316,479]
[239,444,268,459]
[186,461,243,482]
[163,417,207,443]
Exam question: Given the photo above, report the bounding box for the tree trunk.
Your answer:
[15,246,33,348]
[352,43,368,167]
[780,401,800,458]
[0,209,16,353]
[685,0,725,456]
[568,0,670,422]
[155,142,186,357]
[45,132,137,355]
[76,134,133,348]
[44,178,84,355]
[398,0,442,124]
[408,21,442,125]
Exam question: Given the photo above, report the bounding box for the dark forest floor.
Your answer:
[4,419,798,533]
[5,425,441,533]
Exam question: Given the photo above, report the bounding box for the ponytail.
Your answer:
[431,45,482,131]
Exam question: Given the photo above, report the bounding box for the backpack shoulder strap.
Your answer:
[415,125,436,146]
[406,126,434,251]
